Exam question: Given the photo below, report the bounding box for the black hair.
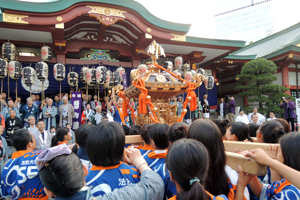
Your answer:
[51,127,69,147]
[129,125,141,135]
[140,124,151,145]
[122,125,130,136]
[259,121,286,143]
[248,123,260,137]
[86,102,91,107]
[87,121,125,166]
[37,120,44,125]
[274,118,291,133]
[269,111,275,114]
[39,153,84,197]
[169,122,188,143]
[229,122,253,142]
[63,92,68,96]
[50,126,56,130]
[66,123,71,127]
[187,119,229,197]
[280,132,300,171]
[212,119,229,136]
[149,123,170,149]
[12,129,33,151]
[75,124,94,148]
[166,139,211,200]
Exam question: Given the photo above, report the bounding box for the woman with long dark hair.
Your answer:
[188,119,249,200]
[51,127,72,147]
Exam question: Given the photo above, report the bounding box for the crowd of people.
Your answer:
[0,91,299,200]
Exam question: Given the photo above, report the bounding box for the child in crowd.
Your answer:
[51,127,72,147]
[36,144,165,200]
[188,119,250,200]
[167,139,228,200]
[50,126,56,138]
[75,124,94,166]
[143,123,170,169]
[85,121,140,196]
[154,122,188,199]
[226,122,253,142]
[240,132,300,199]
[66,123,76,144]
[139,124,154,156]
[213,119,229,141]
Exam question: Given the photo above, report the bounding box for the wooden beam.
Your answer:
[226,152,267,175]
[125,135,142,144]
[223,141,270,153]
[97,24,108,43]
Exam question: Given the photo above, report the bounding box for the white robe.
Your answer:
[248,112,266,124]
[236,115,250,124]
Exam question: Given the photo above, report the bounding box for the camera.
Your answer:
[281,97,285,100]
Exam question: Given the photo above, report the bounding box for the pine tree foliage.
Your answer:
[236,58,288,115]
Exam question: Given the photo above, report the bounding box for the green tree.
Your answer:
[236,58,289,116]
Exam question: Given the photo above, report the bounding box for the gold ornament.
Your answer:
[183,109,187,113]
[147,95,151,100]
[188,96,192,101]
[56,16,63,22]
[154,107,158,111]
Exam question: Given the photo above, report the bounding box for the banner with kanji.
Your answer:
[71,91,82,130]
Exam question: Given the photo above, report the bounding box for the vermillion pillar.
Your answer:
[282,65,290,95]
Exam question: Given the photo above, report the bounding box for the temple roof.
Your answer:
[0,0,191,33]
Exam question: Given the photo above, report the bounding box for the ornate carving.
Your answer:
[87,6,127,26]
[3,13,28,24]
[170,33,186,42]
[147,28,152,33]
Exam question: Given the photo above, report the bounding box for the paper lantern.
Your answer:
[80,66,88,84]
[184,71,193,82]
[96,66,107,84]
[68,72,78,87]
[206,75,215,90]
[22,67,35,86]
[104,70,113,88]
[9,61,22,80]
[196,68,205,75]
[35,61,48,81]
[116,67,125,82]
[2,42,16,61]
[183,63,190,72]
[113,71,121,86]
[86,69,96,86]
[164,61,173,72]
[53,63,65,81]
[41,46,52,62]
[137,64,148,77]
[0,58,8,78]
[174,56,183,70]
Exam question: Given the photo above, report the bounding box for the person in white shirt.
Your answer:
[236,108,250,124]
[248,108,265,124]
[94,105,105,124]
[251,113,262,125]
[267,111,277,121]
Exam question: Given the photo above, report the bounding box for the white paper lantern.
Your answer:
[196,68,205,75]
[9,61,22,80]
[164,61,173,72]
[86,69,96,86]
[0,58,8,79]
[41,46,52,62]
[53,63,65,81]
[174,56,183,70]
[35,61,48,81]
[113,71,121,86]
[68,72,78,87]
[206,75,215,90]
[96,66,107,84]
[2,42,16,61]
[80,66,88,84]
[22,67,35,86]
[183,63,190,71]
[184,71,193,82]
[137,64,148,77]
[104,70,113,88]
[116,67,125,82]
